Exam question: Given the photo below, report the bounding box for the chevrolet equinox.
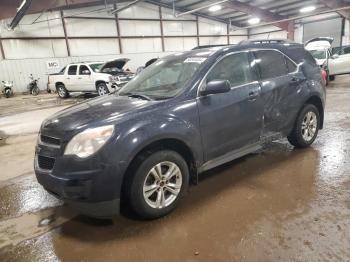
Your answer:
[35,40,326,219]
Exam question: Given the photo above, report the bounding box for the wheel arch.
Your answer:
[305,95,324,129]
[95,80,107,88]
[55,82,65,88]
[120,138,198,203]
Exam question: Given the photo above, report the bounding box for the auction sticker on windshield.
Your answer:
[184,57,207,63]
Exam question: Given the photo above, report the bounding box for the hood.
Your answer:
[305,37,334,50]
[41,95,155,134]
[100,58,130,72]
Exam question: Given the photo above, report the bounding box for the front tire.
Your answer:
[31,87,39,96]
[126,150,189,219]
[4,88,12,98]
[97,83,109,96]
[288,104,320,148]
[56,84,69,98]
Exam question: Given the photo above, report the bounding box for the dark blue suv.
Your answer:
[35,40,326,219]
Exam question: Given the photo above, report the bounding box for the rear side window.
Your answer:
[254,50,288,79]
[206,52,254,87]
[286,57,297,73]
[68,65,77,75]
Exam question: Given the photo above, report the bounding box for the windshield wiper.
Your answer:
[121,93,152,101]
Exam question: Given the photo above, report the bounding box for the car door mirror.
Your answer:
[82,70,91,75]
[200,80,231,96]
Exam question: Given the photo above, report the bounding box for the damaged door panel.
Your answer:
[253,49,305,139]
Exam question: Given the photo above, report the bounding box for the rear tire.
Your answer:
[126,150,189,219]
[97,83,109,96]
[56,84,69,98]
[4,88,12,98]
[329,75,335,81]
[288,104,320,148]
[31,87,39,96]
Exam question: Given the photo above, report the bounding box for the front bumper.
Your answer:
[34,135,124,218]
[36,167,120,218]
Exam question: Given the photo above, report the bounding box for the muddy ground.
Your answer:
[0,80,349,261]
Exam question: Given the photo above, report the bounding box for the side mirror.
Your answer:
[200,80,231,96]
[82,70,91,75]
[332,54,339,59]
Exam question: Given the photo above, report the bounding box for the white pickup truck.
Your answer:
[48,59,134,98]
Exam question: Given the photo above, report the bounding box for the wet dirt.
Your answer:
[0,135,37,182]
[0,93,88,117]
[0,78,350,261]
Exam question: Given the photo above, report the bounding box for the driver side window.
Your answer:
[79,65,91,75]
[206,52,254,87]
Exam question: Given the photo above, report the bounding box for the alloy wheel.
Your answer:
[98,86,108,96]
[301,111,318,142]
[58,87,66,97]
[143,161,182,209]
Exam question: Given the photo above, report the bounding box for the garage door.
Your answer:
[303,18,343,47]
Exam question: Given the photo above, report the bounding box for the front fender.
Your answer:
[115,115,202,171]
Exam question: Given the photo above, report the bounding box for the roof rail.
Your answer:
[239,39,295,45]
[192,44,230,50]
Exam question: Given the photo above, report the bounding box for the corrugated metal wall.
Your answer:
[0,2,248,92]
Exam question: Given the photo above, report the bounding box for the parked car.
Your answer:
[96,58,134,88]
[305,37,350,81]
[48,59,134,98]
[35,40,326,219]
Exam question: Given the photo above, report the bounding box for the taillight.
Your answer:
[320,69,327,86]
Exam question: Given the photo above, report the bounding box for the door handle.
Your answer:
[291,76,305,83]
[248,91,258,101]
[78,77,82,79]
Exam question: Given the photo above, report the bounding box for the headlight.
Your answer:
[64,125,114,158]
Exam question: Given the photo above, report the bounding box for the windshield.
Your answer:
[89,63,103,72]
[118,56,206,100]
[309,50,327,60]
[101,67,123,74]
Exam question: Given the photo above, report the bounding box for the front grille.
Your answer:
[38,155,55,170]
[41,135,60,146]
